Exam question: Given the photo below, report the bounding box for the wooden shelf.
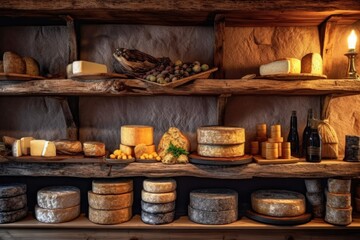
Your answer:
[1,79,360,96]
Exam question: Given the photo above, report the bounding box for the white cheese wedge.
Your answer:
[30,140,56,157]
[20,137,34,155]
[12,140,22,157]
[72,61,107,75]
[260,58,301,76]
[301,53,323,75]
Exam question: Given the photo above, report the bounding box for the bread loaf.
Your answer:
[158,127,190,158]
[3,51,26,74]
[23,56,40,76]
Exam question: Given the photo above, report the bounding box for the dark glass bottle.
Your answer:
[306,120,322,162]
[287,111,300,156]
[302,109,313,157]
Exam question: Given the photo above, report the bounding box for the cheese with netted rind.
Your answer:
[141,190,176,203]
[190,189,238,211]
[37,186,80,209]
[92,179,133,195]
[89,206,132,225]
[143,178,176,193]
[197,143,244,157]
[188,205,237,225]
[197,126,245,145]
[35,204,80,223]
[88,191,133,210]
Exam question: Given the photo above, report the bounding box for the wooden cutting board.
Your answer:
[253,155,300,164]
[246,210,312,225]
[189,153,253,166]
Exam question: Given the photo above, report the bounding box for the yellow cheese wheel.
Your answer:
[120,125,154,146]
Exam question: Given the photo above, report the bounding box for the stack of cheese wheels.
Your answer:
[141,178,176,225]
[256,123,267,142]
[120,125,155,158]
[0,183,27,224]
[258,124,291,160]
[251,190,306,218]
[88,179,133,225]
[197,126,245,157]
[35,186,80,223]
[325,178,352,225]
[267,125,283,158]
[355,184,360,212]
[305,179,325,218]
[188,189,238,225]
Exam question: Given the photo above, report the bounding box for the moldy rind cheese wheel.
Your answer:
[197,143,245,158]
[143,178,176,193]
[37,186,80,209]
[189,189,238,211]
[92,179,133,195]
[141,190,176,203]
[121,125,154,146]
[197,126,245,145]
[88,191,133,210]
[89,206,132,225]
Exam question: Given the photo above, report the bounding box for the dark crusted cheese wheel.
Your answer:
[197,126,245,145]
[92,179,133,195]
[325,205,352,226]
[328,178,351,194]
[326,192,351,209]
[141,200,175,214]
[306,192,324,206]
[143,178,176,193]
[304,179,323,193]
[0,183,26,198]
[188,205,238,225]
[89,206,132,225]
[0,194,27,212]
[141,210,175,225]
[88,191,133,210]
[37,186,80,209]
[251,190,306,217]
[190,189,238,211]
[0,207,27,224]
[35,205,80,223]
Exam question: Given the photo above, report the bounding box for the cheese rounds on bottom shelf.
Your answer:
[88,191,133,210]
[0,194,27,212]
[0,207,28,224]
[141,201,175,214]
[37,186,80,209]
[325,205,352,226]
[89,207,132,225]
[141,210,175,225]
[143,178,177,193]
[35,205,80,223]
[188,206,238,225]
[0,183,28,224]
[92,179,133,195]
[197,144,245,158]
[141,190,176,204]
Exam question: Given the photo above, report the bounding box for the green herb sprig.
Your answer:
[166,142,189,158]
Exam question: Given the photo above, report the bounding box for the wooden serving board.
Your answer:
[253,155,300,164]
[69,72,128,80]
[105,158,135,164]
[6,155,105,163]
[189,153,253,166]
[246,210,312,226]
[0,73,45,81]
[257,73,327,80]
[135,158,159,163]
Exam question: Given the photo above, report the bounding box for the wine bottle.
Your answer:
[302,109,313,157]
[287,111,300,156]
[306,119,322,162]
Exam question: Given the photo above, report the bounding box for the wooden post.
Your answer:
[58,97,78,140]
[60,15,78,63]
[217,94,231,125]
[214,14,225,79]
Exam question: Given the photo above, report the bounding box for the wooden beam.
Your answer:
[60,15,78,63]
[57,97,78,140]
[214,14,225,78]
[217,94,231,125]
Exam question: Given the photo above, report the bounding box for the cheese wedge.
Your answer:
[260,58,301,76]
[12,140,22,157]
[30,140,56,157]
[20,137,34,155]
[301,53,323,75]
[72,61,107,75]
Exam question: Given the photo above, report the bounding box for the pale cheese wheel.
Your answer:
[141,190,176,204]
[325,205,352,226]
[197,143,244,158]
[197,126,245,145]
[143,178,176,193]
[12,139,22,157]
[188,205,238,225]
[92,179,133,195]
[134,144,156,158]
[326,192,351,209]
[301,53,323,75]
[251,190,306,217]
[88,191,133,210]
[119,144,134,156]
[121,125,154,146]
[0,207,27,224]
[35,204,80,223]
[0,194,27,212]
[37,186,80,209]
[89,206,132,225]
[83,141,105,157]
[141,200,175,214]
[141,210,175,225]
[190,189,238,211]
[0,183,26,198]
[328,178,351,194]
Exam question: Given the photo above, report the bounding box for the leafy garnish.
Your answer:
[166,142,188,158]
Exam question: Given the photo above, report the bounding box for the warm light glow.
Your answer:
[348,29,357,50]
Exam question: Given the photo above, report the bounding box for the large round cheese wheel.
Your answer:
[188,205,238,225]
[83,142,105,157]
[88,191,133,210]
[141,200,175,214]
[0,207,27,224]
[0,183,26,198]
[326,192,351,209]
[143,178,176,193]
[37,186,80,209]
[121,125,154,146]
[251,190,306,217]
[141,210,175,225]
[328,178,351,194]
[190,189,238,211]
[197,143,244,158]
[35,204,80,223]
[54,140,82,155]
[141,190,176,204]
[304,179,323,193]
[197,126,245,145]
[92,179,133,195]
[325,205,352,226]
[89,206,132,225]
[0,194,27,212]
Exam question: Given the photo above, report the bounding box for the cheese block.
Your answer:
[143,178,176,193]
[54,140,82,155]
[325,205,352,226]
[190,189,238,212]
[141,210,175,225]
[306,192,324,206]
[121,125,154,146]
[328,178,351,194]
[0,194,27,212]
[92,179,133,195]
[304,179,323,193]
[141,190,176,204]
[20,137,34,155]
[37,186,80,209]
[0,183,26,198]
[260,58,301,76]
[157,127,190,159]
[134,144,156,159]
[301,53,323,75]
[89,206,132,225]
[197,126,245,145]
[30,140,56,157]
[188,205,238,225]
[83,141,105,157]
[251,190,306,217]
[326,192,351,209]
[197,143,244,158]
[119,144,134,156]
[35,204,80,223]
[141,200,175,214]
[12,139,22,157]
[72,60,107,75]
[0,207,27,224]
[88,191,133,210]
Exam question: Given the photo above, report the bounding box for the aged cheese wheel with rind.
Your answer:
[143,178,176,193]
[141,190,176,204]
[197,126,245,145]
[121,125,154,146]
[0,207,27,224]
[37,186,80,209]
[328,178,351,194]
[0,194,27,212]
[89,206,132,225]
[325,205,352,226]
[306,192,324,206]
[188,205,238,225]
[251,190,306,217]
[190,189,238,211]
[92,179,133,195]
[304,179,323,193]
[141,210,175,225]
[326,192,351,209]
[0,183,26,198]
[197,143,244,157]
[141,200,175,214]
[88,191,133,210]
[35,204,80,223]
[83,142,105,157]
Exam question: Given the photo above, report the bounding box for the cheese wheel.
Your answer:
[260,58,301,76]
[92,179,133,195]
[305,179,323,193]
[301,53,323,75]
[326,192,351,209]
[141,201,175,214]
[328,178,351,194]
[134,144,156,158]
[188,205,238,225]
[0,207,27,224]
[306,192,324,206]
[121,125,154,146]
[35,204,80,223]
[0,183,26,198]
[143,178,176,193]
[30,140,56,157]
[325,205,352,226]
[251,190,306,217]
[190,189,238,211]
[197,126,245,145]
[88,206,132,225]
[83,141,105,157]
[54,140,82,155]
[0,194,27,212]
[268,137,283,143]
[88,191,133,210]
[141,190,176,204]
[37,186,80,209]
[141,210,175,225]
[197,143,244,158]
[119,144,134,156]
[12,140,22,157]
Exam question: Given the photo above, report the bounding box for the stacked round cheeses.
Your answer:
[0,183,27,224]
[305,179,325,218]
[197,126,245,157]
[88,179,133,225]
[35,186,80,223]
[355,184,360,212]
[188,189,238,225]
[325,178,352,226]
[141,178,176,225]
